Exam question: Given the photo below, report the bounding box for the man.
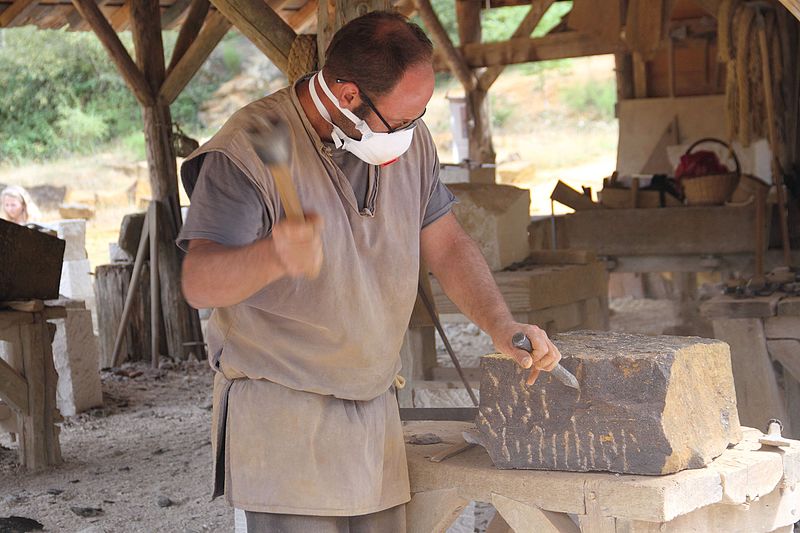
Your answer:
[178,11,561,532]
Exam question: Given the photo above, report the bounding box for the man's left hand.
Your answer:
[491,322,562,386]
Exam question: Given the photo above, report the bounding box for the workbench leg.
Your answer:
[712,318,787,431]
[491,494,580,533]
[485,512,513,533]
[17,318,62,470]
[578,481,616,533]
[406,488,468,533]
[399,327,436,407]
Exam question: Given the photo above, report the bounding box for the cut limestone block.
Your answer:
[475,330,741,475]
[39,219,87,261]
[51,307,103,416]
[0,219,65,300]
[448,183,530,272]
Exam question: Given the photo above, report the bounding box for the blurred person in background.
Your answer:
[1,185,40,225]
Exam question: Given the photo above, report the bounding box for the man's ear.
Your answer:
[337,81,360,110]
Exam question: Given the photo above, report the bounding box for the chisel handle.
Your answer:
[511,332,580,390]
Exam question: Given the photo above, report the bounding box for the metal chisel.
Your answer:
[512,332,580,390]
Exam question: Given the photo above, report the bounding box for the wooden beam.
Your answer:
[161,0,194,27]
[478,0,554,90]
[108,0,130,31]
[456,0,481,46]
[414,0,476,90]
[433,31,623,71]
[633,51,647,98]
[160,11,231,104]
[167,0,211,74]
[287,0,317,33]
[780,0,800,22]
[130,0,166,95]
[0,358,28,415]
[210,0,296,73]
[71,0,154,106]
[0,0,39,27]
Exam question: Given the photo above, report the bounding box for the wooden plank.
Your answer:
[554,205,768,256]
[210,0,296,73]
[39,319,61,466]
[551,180,600,210]
[161,0,194,27]
[705,449,784,504]
[166,0,210,73]
[431,263,608,315]
[578,480,616,533]
[766,316,800,339]
[108,0,130,31]
[632,52,647,98]
[71,0,154,106]
[780,1,800,22]
[768,339,800,384]
[777,297,800,316]
[478,0,554,91]
[160,10,231,104]
[701,295,780,320]
[406,488,469,533]
[492,493,580,533]
[18,321,47,469]
[616,484,799,532]
[433,32,623,71]
[712,318,787,432]
[414,0,475,91]
[527,250,597,265]
[130,0,165,94]
[0,357,29,415]
[286,0,316,33]
[0,0,39,27]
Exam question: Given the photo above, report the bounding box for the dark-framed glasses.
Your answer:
[336,78,426,133]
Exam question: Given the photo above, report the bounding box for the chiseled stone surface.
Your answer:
[475,330,741,475]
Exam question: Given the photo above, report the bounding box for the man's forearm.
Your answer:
[425,229,513,340]
[182,238,286,309]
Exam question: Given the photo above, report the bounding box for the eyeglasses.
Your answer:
[336,79,426,133]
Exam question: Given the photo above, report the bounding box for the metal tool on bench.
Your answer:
[512,332,580,390]
[759,419,792,448]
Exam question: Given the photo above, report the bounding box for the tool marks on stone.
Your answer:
[475,331,742,475]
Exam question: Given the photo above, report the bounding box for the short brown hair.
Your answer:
[324,11,433,98]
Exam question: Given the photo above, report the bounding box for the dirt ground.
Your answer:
[0,360,231,533]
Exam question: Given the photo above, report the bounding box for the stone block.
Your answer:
[40,219,87,261]
[51,308,103,416]
[58,203,95,220]
[59,259,93,301]
[475,331,741,475]
[448,183,531,272]
[117,212,146,258]
[0,219,65,300]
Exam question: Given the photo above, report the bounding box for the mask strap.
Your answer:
[318,71,373,138]
[309,73,346,149]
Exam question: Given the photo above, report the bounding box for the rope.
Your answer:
[287,35,318,83]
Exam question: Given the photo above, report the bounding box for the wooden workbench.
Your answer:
[701,293,800,439]
[404,421,800,533]
[0,305,64,469]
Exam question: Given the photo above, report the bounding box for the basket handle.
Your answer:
[684,137,741,175]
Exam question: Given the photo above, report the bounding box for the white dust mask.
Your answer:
[309,71,415,166]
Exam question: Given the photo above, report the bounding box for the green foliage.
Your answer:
[0,28,242,163]
[490,93,513,128]
[562,77,617,121]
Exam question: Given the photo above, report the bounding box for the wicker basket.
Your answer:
[681,138,741,206]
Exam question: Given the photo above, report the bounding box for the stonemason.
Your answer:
[475,330,741,475]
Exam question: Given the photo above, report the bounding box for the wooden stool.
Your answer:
[405,421,800,533]
[0,305,65,469]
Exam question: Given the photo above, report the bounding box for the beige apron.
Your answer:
[180,78,439,515]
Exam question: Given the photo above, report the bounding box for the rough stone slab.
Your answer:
[0,219,65,300]
[448,183,530,272]
[39,219,87,261]
[117,211,146,258]
[51,308,103,416]
[475,331,742,475]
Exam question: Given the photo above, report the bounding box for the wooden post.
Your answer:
[149,202,161,368]
[130,0,200,361]
[316,0,390,67]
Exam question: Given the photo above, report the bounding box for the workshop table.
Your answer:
[701,293,800,438]
[0,304,64,469]
[404,421,800,533]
